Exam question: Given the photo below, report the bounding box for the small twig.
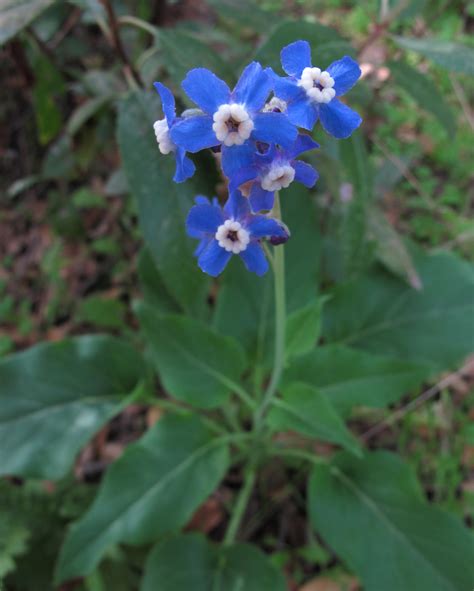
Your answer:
[361,359,474,442]
[100,0,143,88]
[359,0,409,54]
[50,7,82,49]
[449,73,474,133]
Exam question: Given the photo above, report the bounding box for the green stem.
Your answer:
[269,447,328,466]
[254,193,286,427]
[224,463,257,545]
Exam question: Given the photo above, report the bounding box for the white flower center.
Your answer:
[215,219,250,253]
[261,164,295,192]
[263,97,287,113]
[212,104,254,147]
[299,67,336,104]
[153,119,175,154]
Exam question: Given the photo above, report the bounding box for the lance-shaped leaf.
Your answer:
[283,345,431,416]
[309,451,474,591]
[0,0,56,46]
[141,533,287,591]
[393,36,474,75]
[56,414,230,583]
[0,336,145,479]
[267,383,361,456]
[323,250,474,368]
[136,303,247,409]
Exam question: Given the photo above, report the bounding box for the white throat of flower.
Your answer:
[263,97,287,113]
[299,67,336,104]
[212,104,254,147]
[153,119,175,154]
[261,164,295,192]
[215,219,250,253]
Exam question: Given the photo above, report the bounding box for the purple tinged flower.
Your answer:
[270,40,362,138]
[153,82,196,183]
[222,134,319,212]
[170,62,298,157]
[186,190,289,277]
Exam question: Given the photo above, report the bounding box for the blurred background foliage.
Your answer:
[0,0,473,589]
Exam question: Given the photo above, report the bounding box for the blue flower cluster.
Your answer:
[153,40,361,276]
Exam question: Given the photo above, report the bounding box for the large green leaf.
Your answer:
[157,28,234,87]
[0,0,56,46]
[283,345,431,416]
[285,298,325,360]
[254,20,355,72]
[0,336,145,479]
[141,533,287,591]
[136,302,247,409]
[389,60,455,134]
[56,414,230,583]
[393,36,474,75]
[323,250,474,368]
[117,91,208,316]
[309,451,474,591]
[267,383,361,455]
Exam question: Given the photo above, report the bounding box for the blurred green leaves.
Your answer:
[0,0,56,46]
[393,36,474,75]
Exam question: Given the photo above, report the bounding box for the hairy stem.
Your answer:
[224,463,257,545]
[254,193,286,427]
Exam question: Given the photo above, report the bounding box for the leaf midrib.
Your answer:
[333,468,456,591]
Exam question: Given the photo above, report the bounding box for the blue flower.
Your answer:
[270,40,362,138]
[170,62,297,157]
[186,190,289,277]
[153,82,196,183]
[222,134,319,212]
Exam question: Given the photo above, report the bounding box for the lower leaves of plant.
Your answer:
[141,534,287,591]
[0,336,145,479]
[308,452,474,591]
[55,414,230,582]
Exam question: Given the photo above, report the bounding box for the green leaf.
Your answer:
[142,533,287,591]
[117,91,208,316]
[285,298,326,360]
[339,130,373,278]
[389,60,455,134]
[309,451,474,591]
[77,296,126,329]
[368,208,422,289]
[137,248,181,314]
[56,414,230,583]
[268,383,361,455]
[0,514,30,578]
[0,336,145,479]
[283,345,431,416]
[136,302,247,409]
[254,20,355,72]
[323,250,474,368]
[0,0,56,45]
[393,36,474,75]
[206,0,279,33]
[157,28,234,87]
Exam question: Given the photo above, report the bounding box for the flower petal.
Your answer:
[232,62,272,112]
[223,189,251,220]
[286,97,319,130]
[287,133,319,159]
[194,236,213,257]
[280,40,312,77]
[228,166,259,191]
[245,215,288,239]
[239,242,268,276]
[271,73,304,102]
[293,160,319,187]
[252,112,297,149]
[181,68,231,114]
[186,202,224,236]
[153,82,176,123]
[221,142,256,177]
[327,56,361,96]
[170,115,218,152]
[319,99,362,139]
[173,147,195,183]
[249,184,274,212]
[198,239,232,276]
